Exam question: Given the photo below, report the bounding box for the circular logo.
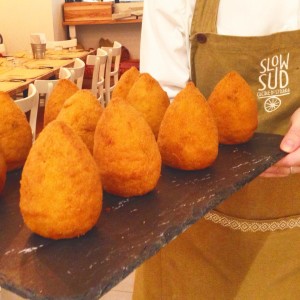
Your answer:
[264,96,282,112]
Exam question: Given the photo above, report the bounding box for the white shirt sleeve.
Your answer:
[217,0,300,36]
[140,0,300,99]
[140,0,196,100]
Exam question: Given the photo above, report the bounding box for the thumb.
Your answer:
[280,108,300,153]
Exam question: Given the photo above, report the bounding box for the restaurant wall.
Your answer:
[71,1,143,59]
[0,0,141,58]
[75,23,142,59]
[51,0,68,42]
[0,0,66,54]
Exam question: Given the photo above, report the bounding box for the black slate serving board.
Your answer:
[0,133,286,300]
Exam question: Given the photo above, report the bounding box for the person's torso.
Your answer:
[190,0,300,219]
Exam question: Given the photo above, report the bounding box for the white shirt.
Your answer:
[140,0,300,99]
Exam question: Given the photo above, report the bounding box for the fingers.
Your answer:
[260,129,300,178]
[275,147,300,167]
[262,108,300,178]
[260,164,300,178]
[260,165,291,178]
[290,166,300,174]
[280,108,300,153]
[260,108,300,178]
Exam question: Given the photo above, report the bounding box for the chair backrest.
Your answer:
[101,41,122,105]
[86,48,108,107]
[46,38,77,50]
[34,67,72,106]
[14,83,39,141]
[59,67,72,80]
[67,57,85,89]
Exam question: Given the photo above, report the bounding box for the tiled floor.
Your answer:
[0,272,135,300]
[100,271,135,300]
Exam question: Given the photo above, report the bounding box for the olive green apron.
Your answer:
[133,1,300,299]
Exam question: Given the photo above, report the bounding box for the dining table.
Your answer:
[0,48,94,97]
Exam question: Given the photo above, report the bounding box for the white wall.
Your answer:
[0,0,66,54]
[0,0,141,59]
[51,0,68,41]
[75,23,142,59]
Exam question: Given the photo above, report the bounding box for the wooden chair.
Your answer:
[46,38,77,50]
[34,67,72,107]
[101,41,122,105]
[86,48,108,107]
[14,83,39,141]
[67,57,85,89]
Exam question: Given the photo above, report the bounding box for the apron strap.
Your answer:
[190,0,220,36]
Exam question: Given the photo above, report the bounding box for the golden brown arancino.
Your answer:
[125,73,170,138]
[44,79,78,127]
[20,120,102,240]
[158,82,219,170]
[0,92,32,171]
[208,71,258,144]
[112,66,140,100]
[93,98,162,197]
[56,89,104,153]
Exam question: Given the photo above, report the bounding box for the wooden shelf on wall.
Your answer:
[62,2,143,39]
[63,18,142,26]
[63,2,143,26]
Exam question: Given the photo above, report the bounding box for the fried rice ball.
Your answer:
[208,71,258,144]
[111,66,140,100]
[20,121,102,240]
[0,148,6,194]
[126,73,170,138]
[56,90,104,153]
[158,82,219,170]
[0,92,32,171]
[93,98,161,197]
[44,79,78,127]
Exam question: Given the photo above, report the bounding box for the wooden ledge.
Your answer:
[63,18,142,26]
